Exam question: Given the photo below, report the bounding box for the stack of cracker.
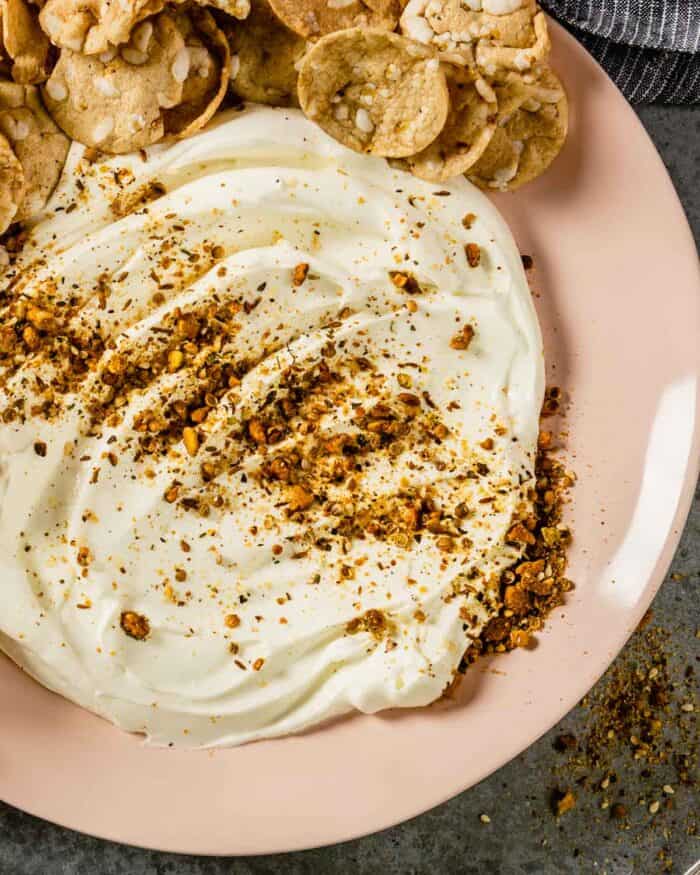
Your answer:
[0,0,568,236]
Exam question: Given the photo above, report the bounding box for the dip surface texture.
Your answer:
[0,106,543,747]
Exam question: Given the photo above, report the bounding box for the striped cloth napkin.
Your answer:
[541,0,700,103]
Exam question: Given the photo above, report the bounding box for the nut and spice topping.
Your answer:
[292,262,309,286]
[182,427,200,456]
[120,611,151,640]
[450,324,475,350]
[465,243,481,267]
[553,789,576,816]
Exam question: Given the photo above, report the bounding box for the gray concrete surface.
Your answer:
[0,104,697,875]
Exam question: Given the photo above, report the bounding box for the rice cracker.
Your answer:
[1,0,53,84]
[400,0,550,75]
[298,27,448,158]
[226,0,305,106]
[0,81,69,221]
[0,127,23,233]
[467,66,567,190]
[268,0,400,40]
[398,66,496,181]
[164,8,230,139]
[38,0,250,55]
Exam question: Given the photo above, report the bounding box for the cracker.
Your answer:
[467,67,567,191]
[163,8,230,139]
[2,0,53,84]
[476,8,550,76]
[268,0,400,39]
[226,0,305,107]
[0,81,69,221]
[39,0,165,55]
[398,66,496,181]
[39,0,250,55]
[400,0,549,75]
[0,128,24,233]
[42,13,186,154]
[298,28,449,158]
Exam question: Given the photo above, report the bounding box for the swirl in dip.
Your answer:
[0,106,543,747]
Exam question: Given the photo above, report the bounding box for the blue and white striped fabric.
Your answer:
[541,0,700,103]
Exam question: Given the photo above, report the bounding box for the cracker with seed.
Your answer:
[39,0,250,55]
[164,8,230,139]
[398,66,496,181]
[268,0,400,40]
[226,0,305,107]
[298,28,448,158]
[2,0,53,84]
[0,81,69,221]
[39,0,166,55]
[42,13,186,154]
[0,128,24,233]
[467,67,567,191]
[400,0,549,76]
[476,7,550,76]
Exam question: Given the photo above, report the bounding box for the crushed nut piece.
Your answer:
[465,243,481,267]
[182,427,199,456]
[389,271,422,294]
[553,789,576,816]
[292,262,309,286]
[168,349,184,372]
[450,324,475,350]
[287,484,314,511]
[120,611,150,640]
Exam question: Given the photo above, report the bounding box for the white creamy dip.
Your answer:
[0,106,543,747]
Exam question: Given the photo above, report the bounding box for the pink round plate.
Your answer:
[1,22,699,855]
